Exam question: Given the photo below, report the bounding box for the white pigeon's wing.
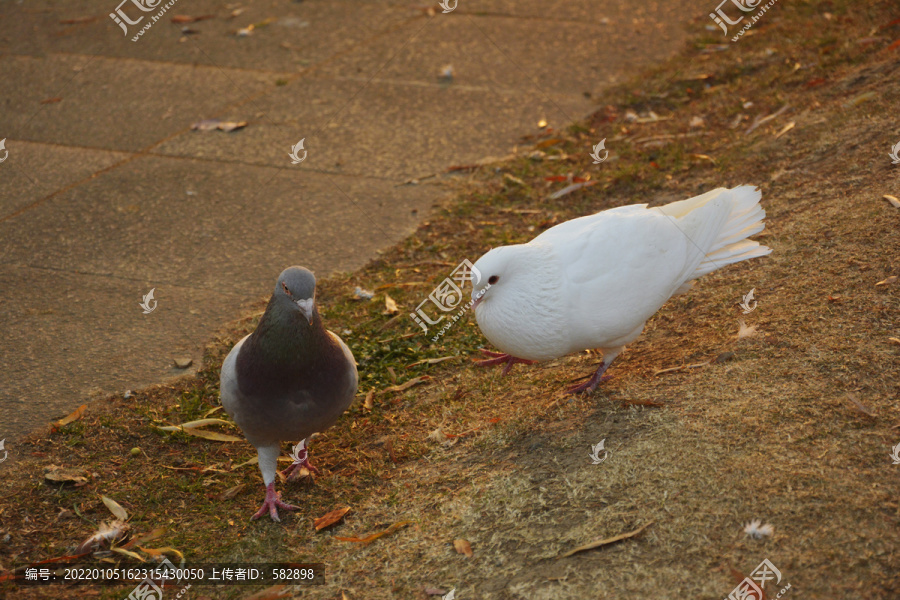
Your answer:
[535,200,731,354]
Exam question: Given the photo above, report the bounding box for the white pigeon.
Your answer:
[470,185,772,394]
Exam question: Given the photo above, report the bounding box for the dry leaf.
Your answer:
[408,356,460,367]
[171,14,214,23]
[384,294,400,315]
[381,376,431,394]
[453,539,473,557]
[101,495,129,521]
[547,181,597,200]
[363,389,375,411]
[689,153,717,164]
[190,119,247,132]
[124,528,166,549]
[181,429,243,443]
[883,195,900,208]
[54,404,87,427]
[560,522,653,558]
[111,547,146,561]
[314,507,350,531]
[43,465,88,485]
[137,546,184,562]
[875,276,897,286]
[774,121,796,139]
[156,418,234,431]
[334,521,411,546]
[216,484,246,501]
[737,320,757,339]
[888,337,900,346]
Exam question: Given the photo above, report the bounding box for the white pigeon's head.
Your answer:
[274,266,317,324]
[470,246,518,311]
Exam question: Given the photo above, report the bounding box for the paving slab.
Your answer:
[154,77,591,180]
[0,140,129,217]
[0,53,283,152]
[0,154,442,289]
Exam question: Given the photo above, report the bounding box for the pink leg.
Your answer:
[251,482,298,522]
[565,361,614,395]
[474,348,536,375]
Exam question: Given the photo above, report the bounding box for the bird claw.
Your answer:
[474,349,536,375]
[565,374,613,395]
[251,483,298,522]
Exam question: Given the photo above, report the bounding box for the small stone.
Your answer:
[173,358,192,369]
[124,390,133,399]
[130,447,141,457]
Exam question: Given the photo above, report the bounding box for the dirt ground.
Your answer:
[2,0,899,598]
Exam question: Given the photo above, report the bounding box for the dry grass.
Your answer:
[2,0,899,598]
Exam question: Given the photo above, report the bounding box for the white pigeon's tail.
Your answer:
[658,185,772,287]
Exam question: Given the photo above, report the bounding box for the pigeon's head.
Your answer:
[274,266,317,324]
[470,246,520,311]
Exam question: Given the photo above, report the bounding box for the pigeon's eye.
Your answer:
[281,281,292,297]
[488,275,499,285]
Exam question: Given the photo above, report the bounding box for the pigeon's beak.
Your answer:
[295,298,314,324]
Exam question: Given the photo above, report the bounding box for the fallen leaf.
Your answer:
[156,418,234,431]
[171,14,214,24]
[547,181,597,200]
[216,483,246,501]
[334,521,411,546]
[101,495,129,521]
[314,507,350,531]
[54,404,87,427]
[190,119,247,132]
[535,138,563,149]
[383,294,400,315]
[41,97,63,104]
[181,429,243,443]
[124,528,166,549]
[883,195,900,208]
[111,547,146,562]
[363,389,375,411]
[137,546,184,562]
[43,465,88,485]
[560,522,653,558]
[843,91,877,108]
[381,376,431,394]
[875,276,897,286]
[407,356,460,367]
[453,539,473,557]
[774,121,796,139]
[887,39,900,52]
[737,320,757,339]
[889,337,900,346]
[689,153,717,164]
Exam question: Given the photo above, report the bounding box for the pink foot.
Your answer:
[565,361,613,395]
[280,439,320,481]
[474,349,536,375]
[251,482,298,522]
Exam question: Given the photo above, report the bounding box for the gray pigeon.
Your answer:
[220,267,358,521]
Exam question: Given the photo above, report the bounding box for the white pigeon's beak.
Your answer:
[295,298,314,324]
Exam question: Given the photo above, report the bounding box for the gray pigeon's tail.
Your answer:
[659,185,771,292]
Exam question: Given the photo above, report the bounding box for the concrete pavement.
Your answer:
[0,0,695,440]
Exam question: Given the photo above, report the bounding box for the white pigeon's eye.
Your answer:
[488,275,499,285]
